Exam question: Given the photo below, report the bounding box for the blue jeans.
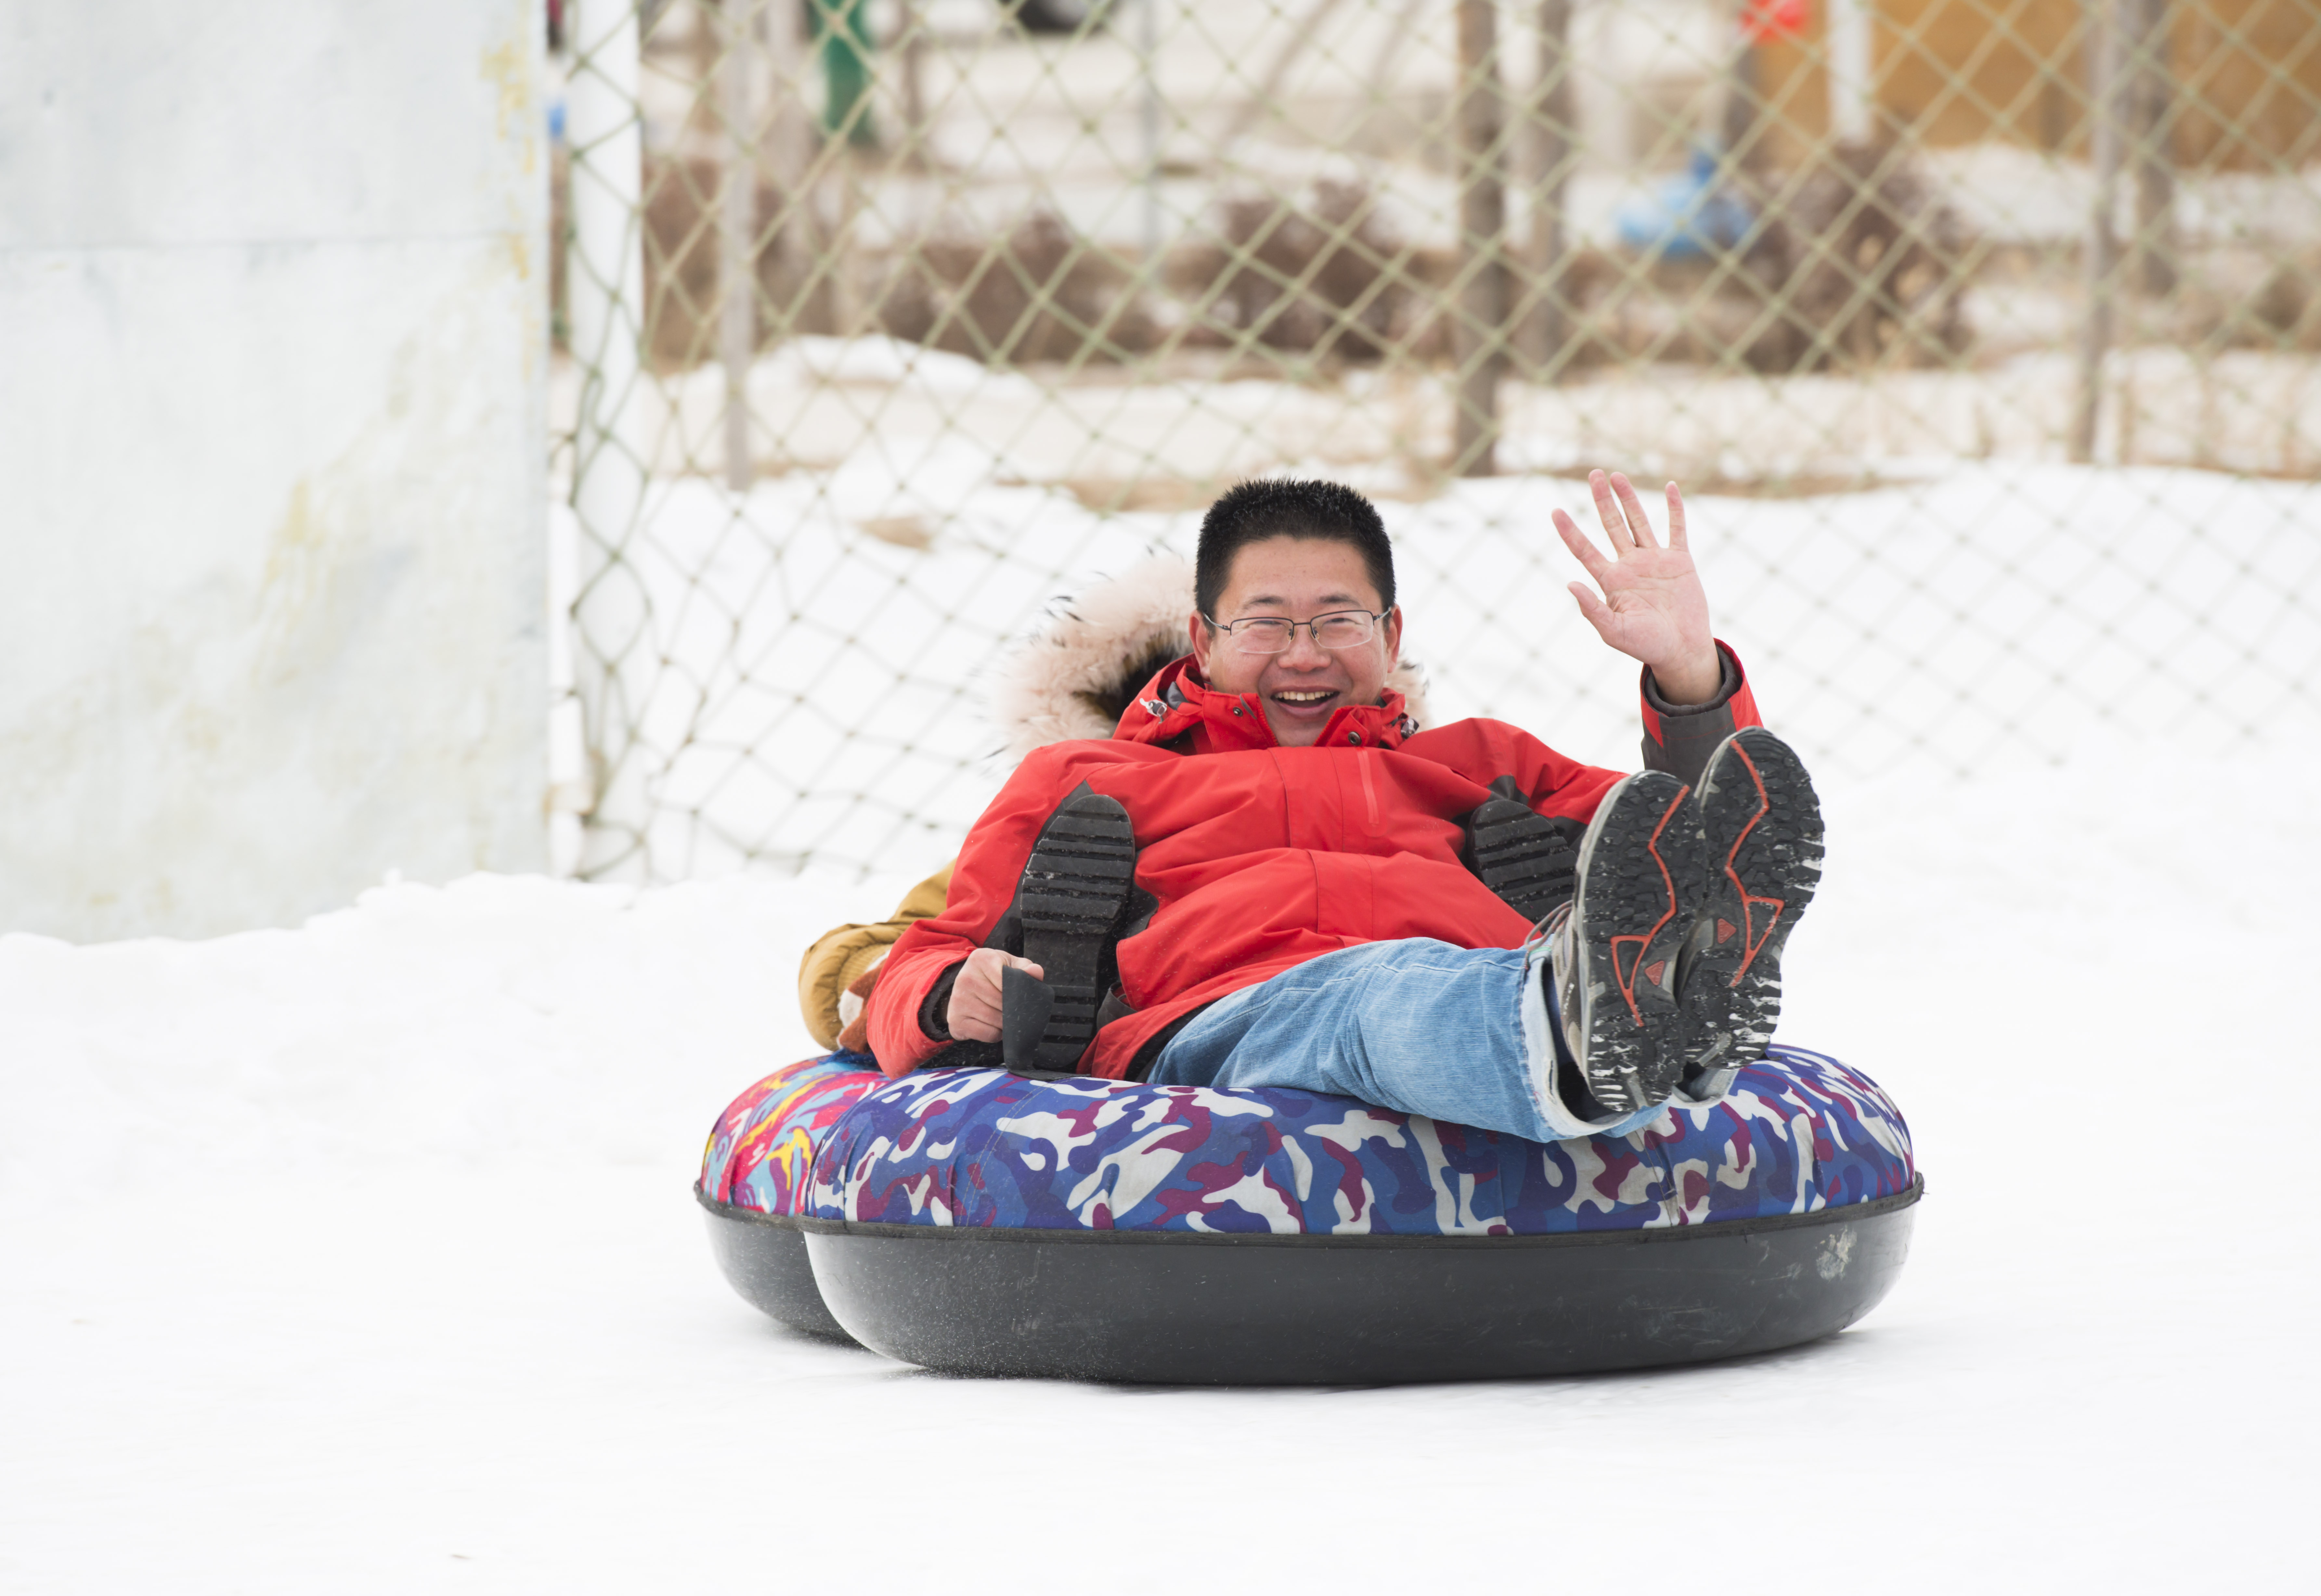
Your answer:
[1148,938,1669,1143]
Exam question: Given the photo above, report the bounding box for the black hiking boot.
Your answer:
[1542,770,1708,1115]
[1012,786,1138,1072]
[1676,728,1824,1099]
[1464,777,1581,923]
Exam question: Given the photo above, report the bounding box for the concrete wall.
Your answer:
[0,1,548,940]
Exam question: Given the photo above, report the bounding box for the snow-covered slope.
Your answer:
[3,738,2315,1592]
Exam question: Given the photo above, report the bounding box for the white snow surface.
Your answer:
[5,739,2318,1591]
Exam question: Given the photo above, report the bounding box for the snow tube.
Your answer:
[696,1049,1920,1384]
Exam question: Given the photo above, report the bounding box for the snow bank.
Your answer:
[0,870,909,1197]
[12,427,2320,1583]
[2,740,2315,1591]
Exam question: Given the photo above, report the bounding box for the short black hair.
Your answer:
[1194,478,1395,620]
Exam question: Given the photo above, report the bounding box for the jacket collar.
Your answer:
[1110,656,1414,753]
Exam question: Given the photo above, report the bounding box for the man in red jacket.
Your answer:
[865,471,1822,1142]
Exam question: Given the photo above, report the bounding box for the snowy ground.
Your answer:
[5,737,2317,1592]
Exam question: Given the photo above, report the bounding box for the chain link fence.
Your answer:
[549,0,2321,883]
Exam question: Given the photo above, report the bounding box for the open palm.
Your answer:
[1553,470,1721,704]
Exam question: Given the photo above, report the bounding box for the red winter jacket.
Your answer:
[866,645,1761,1080]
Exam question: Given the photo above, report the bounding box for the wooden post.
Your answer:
[2072,0,2123,465]
[1518,0,1574,380]
[1453,0,1506,477]
[720,0,759,493]
[2124,0,2177,296]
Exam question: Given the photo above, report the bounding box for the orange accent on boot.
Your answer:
[1612,786,1691,1026]
[1719,746,1786,985]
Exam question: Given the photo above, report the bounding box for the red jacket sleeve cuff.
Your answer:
[865,931,965,1077]
[1637,640,1762,787]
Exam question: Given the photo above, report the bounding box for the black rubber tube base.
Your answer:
[752,1182,1922,1384]
[700,1207,860,1345]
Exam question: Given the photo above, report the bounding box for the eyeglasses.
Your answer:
[1202,609,1389,655]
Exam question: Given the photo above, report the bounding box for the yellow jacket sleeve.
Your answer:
[796,862,955,1052]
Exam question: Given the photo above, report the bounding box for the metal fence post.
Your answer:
[1453,0,1506,477]
[566,0,652,877]
[1827,0,1875,145]
[2073,0,2124,464]
[899,0,929,138]
[720,0,760,493]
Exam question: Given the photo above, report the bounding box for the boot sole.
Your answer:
[1467,795,1579,923]
[1681,729,1823,1078]
[1017,793,1138,1071]
[1566,772,1707,1112]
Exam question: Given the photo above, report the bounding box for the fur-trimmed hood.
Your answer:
[988,554,1429,761]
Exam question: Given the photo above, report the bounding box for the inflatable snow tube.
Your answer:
[697,1049,1920,1384]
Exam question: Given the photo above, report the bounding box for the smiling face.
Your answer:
[1189,535,1404,748]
